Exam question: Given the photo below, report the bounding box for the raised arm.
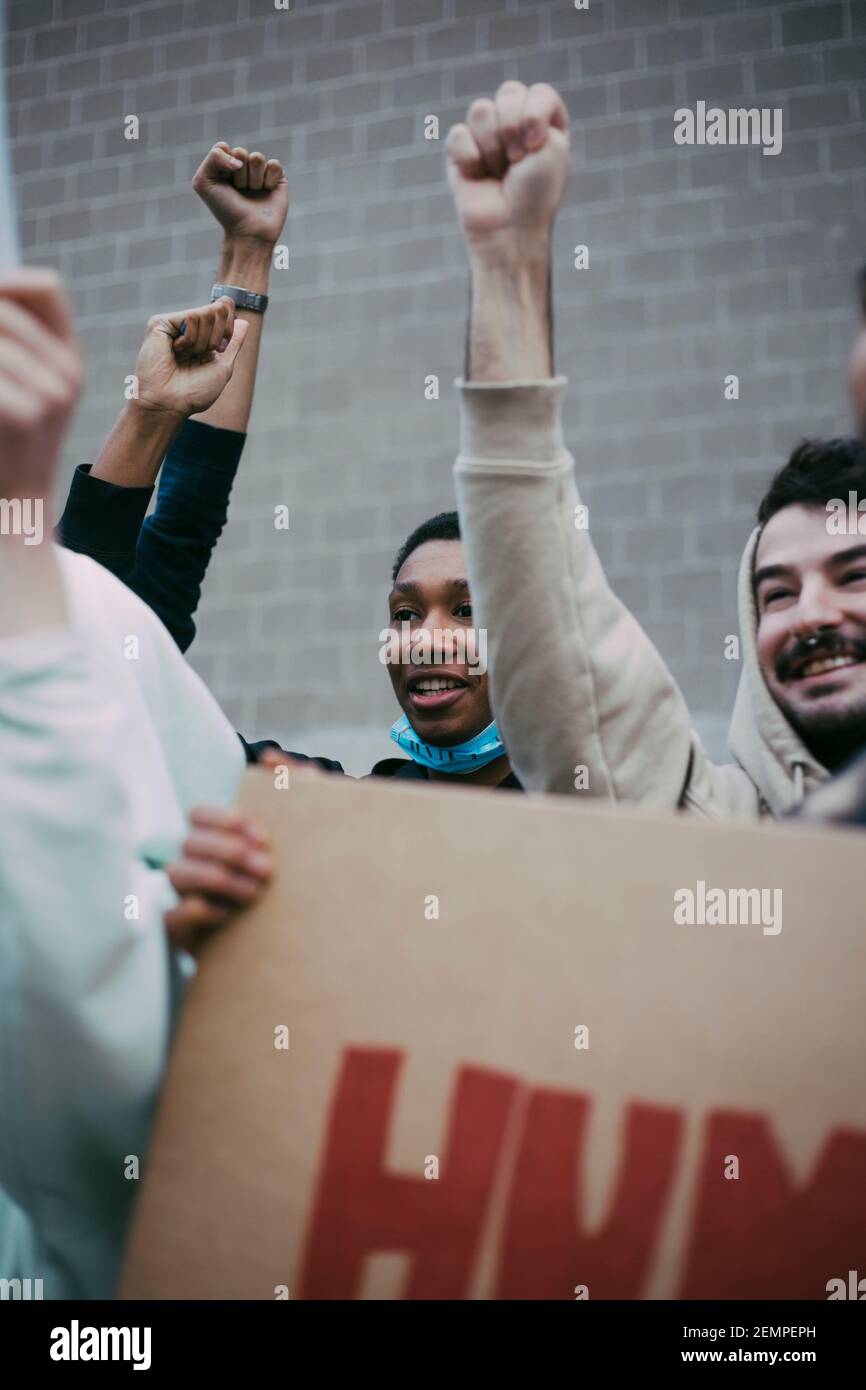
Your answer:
[0,271,177,1297]
[190,141,288,433]
[58,142,287,650]
[58,298,247,648]
[0,269,79,639]
[448,83,699,809]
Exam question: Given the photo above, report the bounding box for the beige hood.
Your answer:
[726,528,829,816]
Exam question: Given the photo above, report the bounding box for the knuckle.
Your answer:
[209,866,233,896]
[223,841,246,870]
[16,396,43,428]
[42,375,69,407]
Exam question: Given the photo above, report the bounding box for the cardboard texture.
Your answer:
[121,769,866,1300]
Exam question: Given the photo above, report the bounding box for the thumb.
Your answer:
[219,316,249,371]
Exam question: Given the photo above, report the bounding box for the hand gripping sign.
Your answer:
[122,770,866,1300]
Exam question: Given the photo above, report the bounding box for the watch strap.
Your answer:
[210,282,269,314]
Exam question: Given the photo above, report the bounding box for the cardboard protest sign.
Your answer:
[0,1,21,269]
[121,770,866,1300]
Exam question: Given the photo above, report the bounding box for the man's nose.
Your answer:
[419,613,457,660]
[792,580,845,635]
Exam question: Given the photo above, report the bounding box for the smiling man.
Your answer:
[377,511,514,787]
[447,79,866,819]
[245,509,518,789]
[752,440,866,775]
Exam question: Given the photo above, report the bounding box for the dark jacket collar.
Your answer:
[369,757,523,790]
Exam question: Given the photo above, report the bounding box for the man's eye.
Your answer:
[762,588,794,609]
[391,608,416,622]
[454,602,472,619]
[842,569,866,585]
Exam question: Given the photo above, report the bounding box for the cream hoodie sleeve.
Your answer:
[453,378,700,808]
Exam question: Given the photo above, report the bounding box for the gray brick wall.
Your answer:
[6,0,866,768]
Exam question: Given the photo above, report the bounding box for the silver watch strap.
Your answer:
[210,282,269,314]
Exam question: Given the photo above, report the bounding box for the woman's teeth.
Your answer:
[415,679,462,693]
[800,655,859,678]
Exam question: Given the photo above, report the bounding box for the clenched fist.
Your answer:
[134,297,248,421]
[447,81,571,253]
[193,141,289,247]
[0,269,82,500]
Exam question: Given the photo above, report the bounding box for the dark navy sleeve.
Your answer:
[240,735,346,775]
[57,465,152,583]
[132,419,245,653]
[58,420,246,653]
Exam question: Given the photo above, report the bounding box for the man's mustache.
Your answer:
[777,632,866,682]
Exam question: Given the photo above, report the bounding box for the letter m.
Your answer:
[729,108,760,144]
[679,1111,866,1297]
[0,1279,22,1299]
[297,1046,518,1298]
[0,498,21,533]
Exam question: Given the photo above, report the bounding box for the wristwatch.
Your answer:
[210,283,269,314]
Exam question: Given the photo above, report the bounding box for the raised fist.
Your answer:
[192,142,289,247]
[0,269,82,499]
[134,297,248,420]
[447,81,571,252]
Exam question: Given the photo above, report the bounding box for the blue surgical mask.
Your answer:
[390,714,506,774]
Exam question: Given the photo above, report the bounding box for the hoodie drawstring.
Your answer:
[792,761,806,808]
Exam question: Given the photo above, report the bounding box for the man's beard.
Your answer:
[780,694,866,772]
[771,630,866,770]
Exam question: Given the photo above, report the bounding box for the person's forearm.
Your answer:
[90,400,183,487]
[467,231,553,382]
[193,235,271,432]
[0,523,66,637]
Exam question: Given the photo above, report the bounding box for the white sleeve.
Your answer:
[0,626,178,1246]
